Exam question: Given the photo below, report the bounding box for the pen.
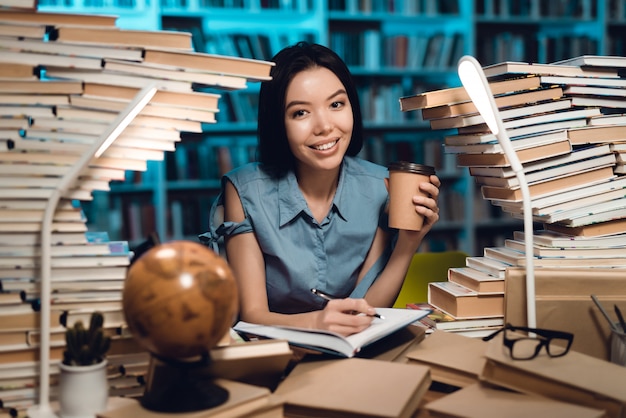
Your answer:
[310,288,385,319]
[614,304,626,333]
[591,294,619,333]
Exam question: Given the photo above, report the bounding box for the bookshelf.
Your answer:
[38,0,626,255]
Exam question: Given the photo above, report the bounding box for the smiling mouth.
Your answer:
[311,140,338,151]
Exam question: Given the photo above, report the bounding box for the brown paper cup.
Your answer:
[387,162,436,231]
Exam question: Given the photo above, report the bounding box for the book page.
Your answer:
[233,308,429,357]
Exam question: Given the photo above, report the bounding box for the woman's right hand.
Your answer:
[314,298,377,336]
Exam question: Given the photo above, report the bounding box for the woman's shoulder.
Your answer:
[344,156,388,179]
[224,162,273,184]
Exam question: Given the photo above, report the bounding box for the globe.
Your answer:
[123,240,239,360]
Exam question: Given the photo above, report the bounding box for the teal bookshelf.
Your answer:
[38,0,626,255]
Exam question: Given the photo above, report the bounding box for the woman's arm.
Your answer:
[363,175,441,307]
[223,180,377,336]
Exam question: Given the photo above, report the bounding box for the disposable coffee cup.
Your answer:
[387,162,436,231]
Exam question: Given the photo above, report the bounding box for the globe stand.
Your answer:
[140,353,229,413]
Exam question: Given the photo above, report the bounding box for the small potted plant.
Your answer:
[59,312,111,417]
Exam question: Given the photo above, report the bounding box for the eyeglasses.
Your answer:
[483,323,574,360]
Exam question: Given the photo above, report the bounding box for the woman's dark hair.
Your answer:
[257,42,364,178]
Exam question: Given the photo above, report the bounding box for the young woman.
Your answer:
[201,42,440,336]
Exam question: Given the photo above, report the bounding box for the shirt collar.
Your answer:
[277,161,349,227]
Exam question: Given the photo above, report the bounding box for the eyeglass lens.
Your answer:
[509,336,570,360]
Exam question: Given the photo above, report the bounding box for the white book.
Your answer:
[473,153,616,188]
[514,230,626,249]
[464,257,508,279]
[445,129,569,155]
[233,308,429,358]
[469,144,612,178]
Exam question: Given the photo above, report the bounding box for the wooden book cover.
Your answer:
[274,357,431,418]
[425,382,608,418]
[205,339,293,389]
[421,86,564,120]
[480,166,614,202]
[428,282,504,319]
[405,330,488,388]
[51,26,193,51]
[447,267,504,293]
[480,332,626,418]
[568,125,626,145]
[0,10,117,26]
[399,75,542,110]
[457,140,572,168]
[142,48,275,81]
[97,379,272,418]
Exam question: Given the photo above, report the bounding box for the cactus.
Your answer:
[62,311,111,366]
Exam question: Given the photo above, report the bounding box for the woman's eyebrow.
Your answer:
[285,89,347,111]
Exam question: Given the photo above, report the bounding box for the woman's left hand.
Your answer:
[414,174,440,232]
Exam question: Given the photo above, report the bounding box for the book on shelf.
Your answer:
[0,62,37,79]
[445,129,571,156]
[447,267,504,293]
[142,48,275,81]
[540,74,626,88]
[399,76,542,110]
[50,26,193,51]
[421,86,565,120]
[404,330,488,388]
[0,22,47,40]
[0,49,104,70]
[101,59,248,90]
[97,378,274,418]
[428,282,504,319]
[514,229,626,249]
[0,36,145,62]
[556,207,626,228]
[274,357,430,418]
[472,152,616,189]
[424,382,608,418]
[480,166,615,202]
[504,238,626,259]
[43,67,193,92]
[480,332,626,418]
[429,98,575,130]
[567,125,626,145]
[495,176,626,215]
[552,54,626,68]
[0,10,117,27]
[407,302,503,333]
[205,339,293,389]
[482,60,621,78]
[457,140,572,168]
[525,193,626,224]
[0,79,83,94]
[233,308,429,358]
[464,256,508,279]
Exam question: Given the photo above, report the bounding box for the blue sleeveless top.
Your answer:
[200,156,394,314]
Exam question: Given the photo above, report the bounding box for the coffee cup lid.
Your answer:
[388,161,436,175]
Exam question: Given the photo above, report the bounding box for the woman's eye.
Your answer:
[331,101,344,109]
[292,109,307,118]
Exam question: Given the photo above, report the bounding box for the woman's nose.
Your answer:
[313,111,332,135]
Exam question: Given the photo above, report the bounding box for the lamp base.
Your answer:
[140,354,228,413]
[27,403,59,418]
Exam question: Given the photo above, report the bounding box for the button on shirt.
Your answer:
[203,156,394,314]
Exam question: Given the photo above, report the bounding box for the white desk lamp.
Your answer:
[457,56,536,329]
[28,83,157,418]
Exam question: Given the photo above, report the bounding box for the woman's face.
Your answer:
[283,66,353,174]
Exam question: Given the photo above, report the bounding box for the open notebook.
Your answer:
[233,308,429,358]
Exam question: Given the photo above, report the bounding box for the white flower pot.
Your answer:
[59,360,109,418]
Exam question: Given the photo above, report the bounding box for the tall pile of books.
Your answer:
[400,55,626,331]
[0,4,273,415]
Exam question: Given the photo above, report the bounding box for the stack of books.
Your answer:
[0,5,274,415]
[407,302,503,339]
[400,54,626,270]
